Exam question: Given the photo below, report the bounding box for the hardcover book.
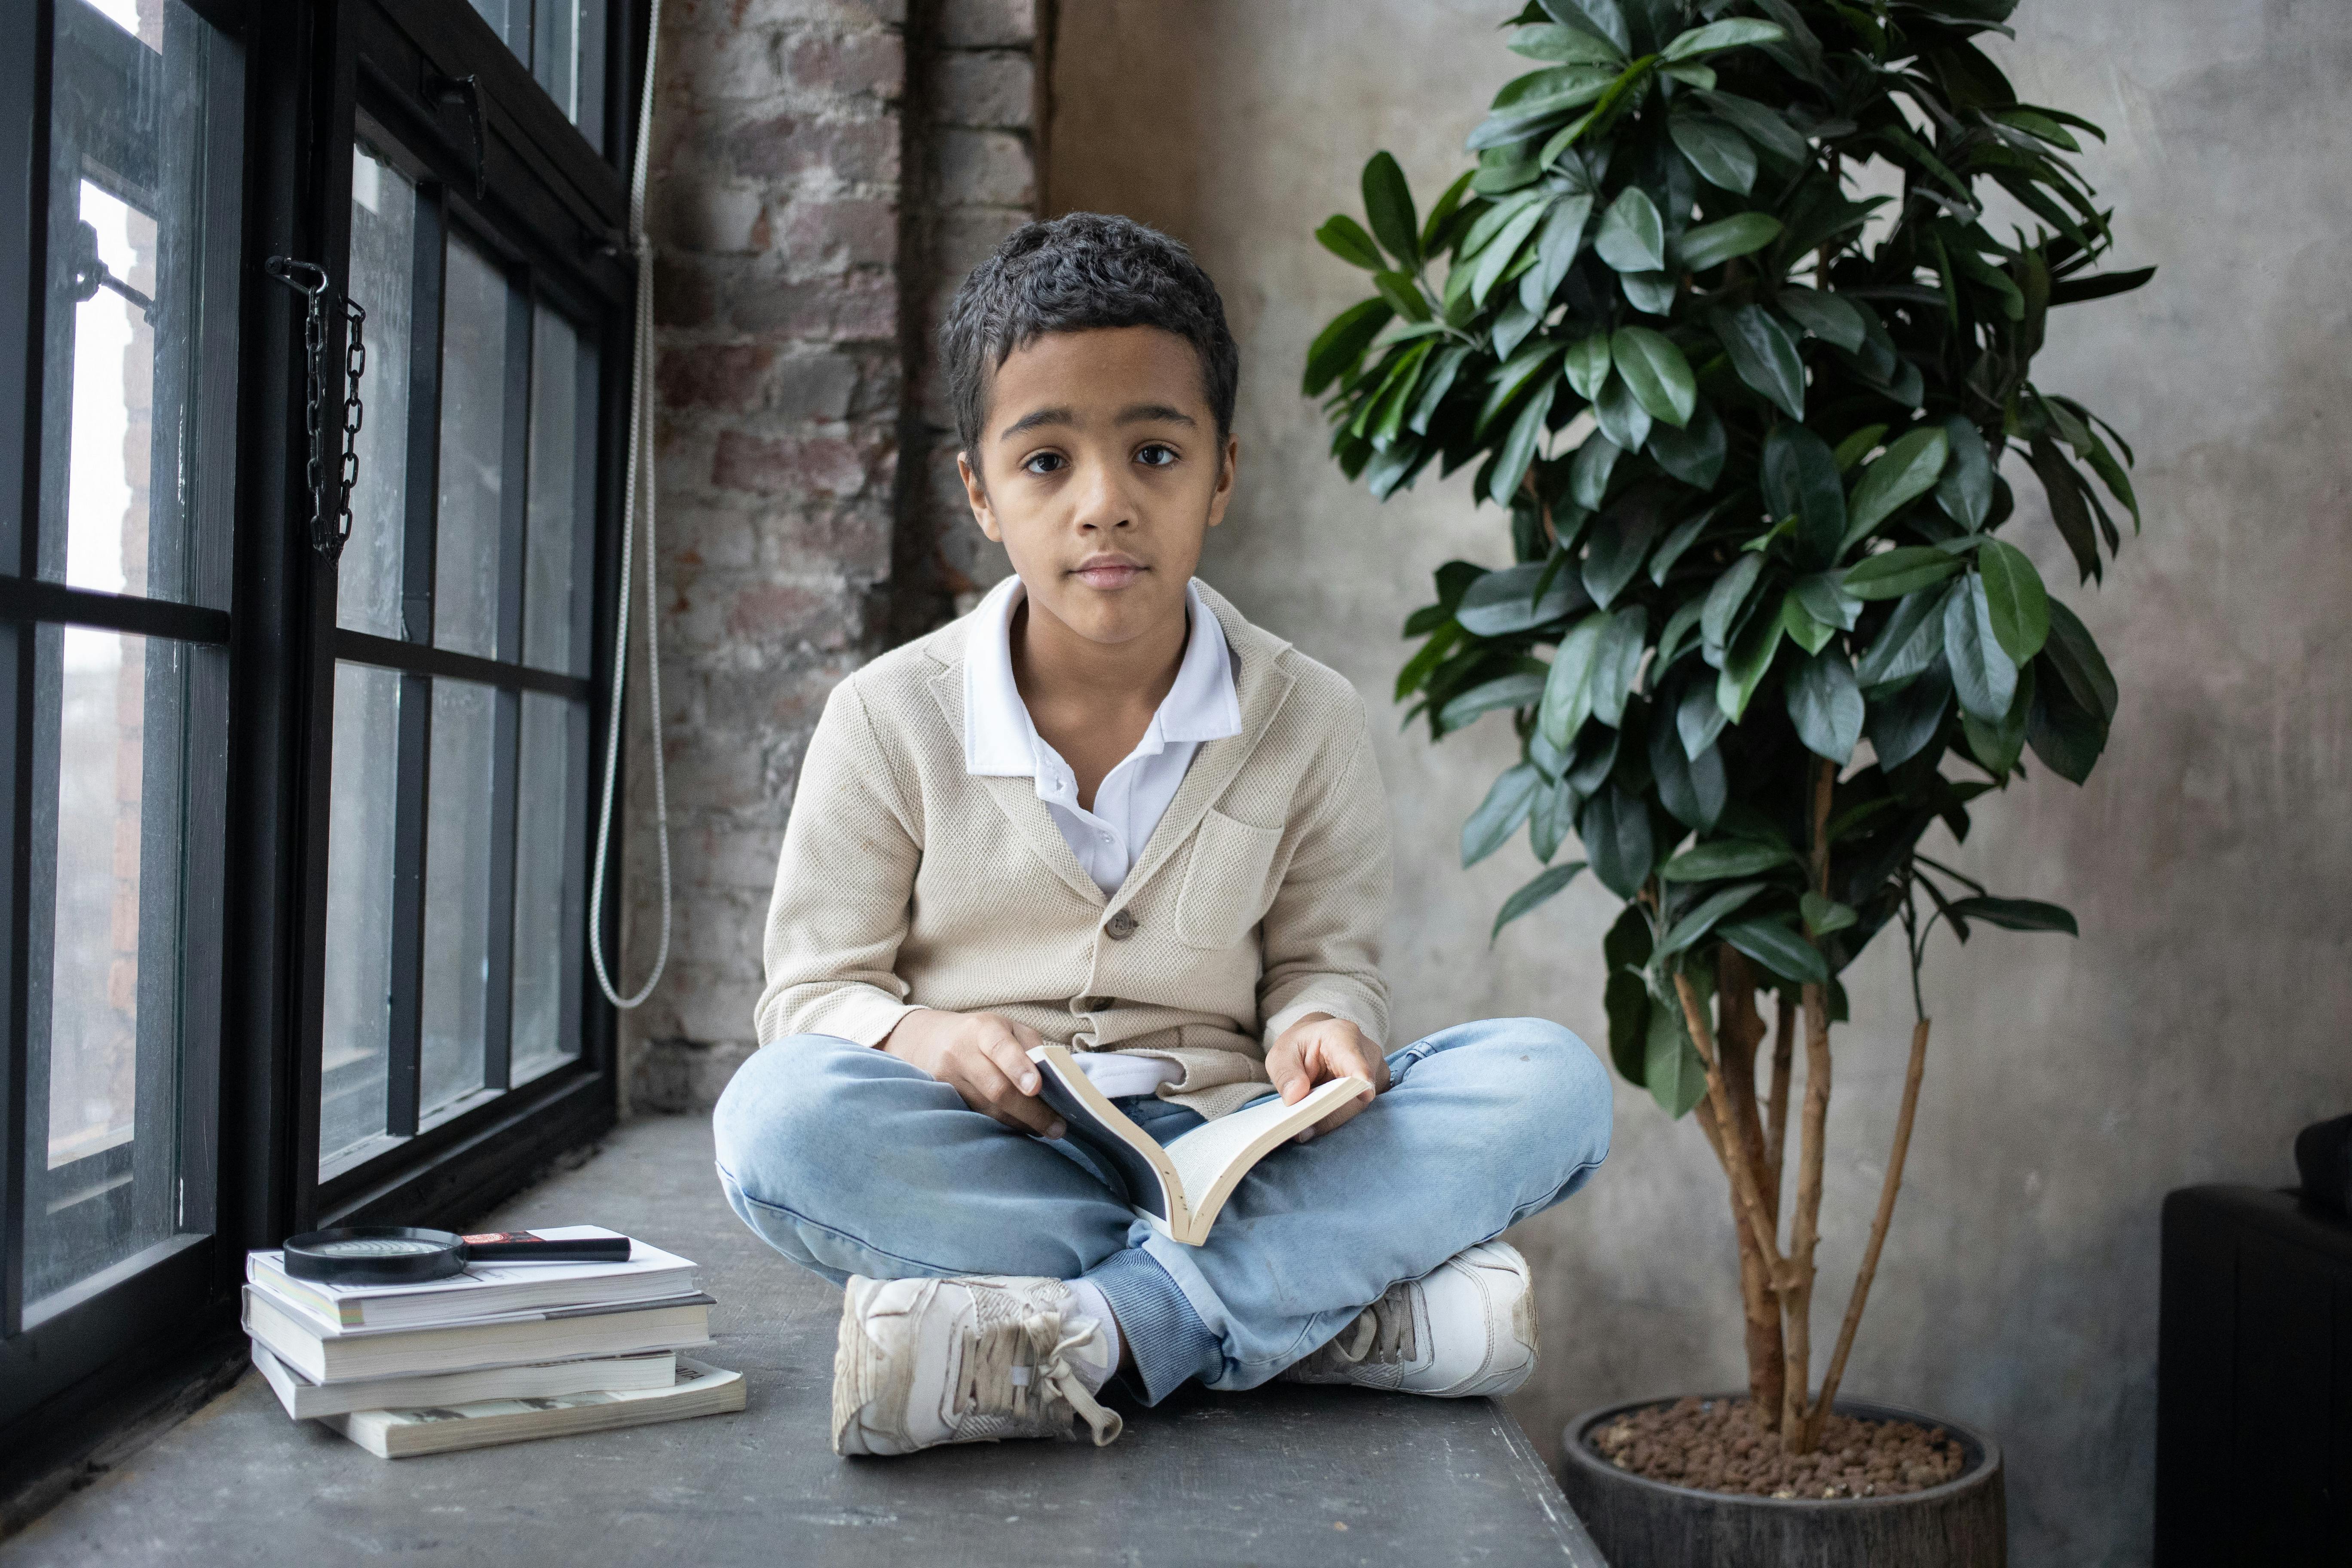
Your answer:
[322,1359,745,1458]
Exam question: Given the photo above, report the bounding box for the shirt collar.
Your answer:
[963,575,1240,778]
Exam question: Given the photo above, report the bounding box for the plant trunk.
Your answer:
[1713,949,1783,1429]
[1765,993,1795,1210]
[1779,759,1838,1452]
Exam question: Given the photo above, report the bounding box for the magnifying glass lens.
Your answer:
[312,1237,444,1258]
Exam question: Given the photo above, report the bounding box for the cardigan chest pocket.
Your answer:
[1173,809,1285,950]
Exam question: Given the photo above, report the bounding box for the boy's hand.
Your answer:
[1266,1013,1390,1139]
[881,1009,1066,1140]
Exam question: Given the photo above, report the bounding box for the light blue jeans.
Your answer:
[711,1017,1611,1403]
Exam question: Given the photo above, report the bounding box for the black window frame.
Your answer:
[0,0,647,1466]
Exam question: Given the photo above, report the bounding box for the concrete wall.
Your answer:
[1047,3,2352,1563]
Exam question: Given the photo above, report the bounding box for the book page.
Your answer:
[1029,1046,1180,1223]
[1161,1077,1369,1240]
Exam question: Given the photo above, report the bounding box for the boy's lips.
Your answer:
[1070,558,1147,589]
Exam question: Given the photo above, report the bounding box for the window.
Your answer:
[1,0,639,1458]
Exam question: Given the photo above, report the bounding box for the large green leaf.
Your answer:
[1582,500,1667,609]
[1644,983,1710,1118]
[1510,23,1630,65]
[1976,538,2051,664]
[1700,553,1764,656]
[1489,380,1558,504]
[1437,671,1547,731]
[2027,668,2109,783]
[1459,188,1547,259]
[1462,762,1544,867]
[1699,90,1808,165]
[1530,775,1578,861]
[1539,612,1607,749]
[1669,115,1755,194]
[1660,837,1795,881]
[1863,658,1951,769]
[1776,285,1865,351]
[1457,560,1587,636]
[1590,605,1648,726]
[1578,781,1656,898]
[1677,678,1727,758]
[1542,0,1632,57]
[1569,429,1622,508]
[1718,917,1830,984]
[1944,896,2079,935]
[1470,199,1550,308]
[1361,151,1420,268]
[1648,404,1726,490]
[1650,718,1726,828]
[1315,214,1385,271]
[1943,573,2020,724]
[1962,662,2034,776]
[1762,424,1846,567]
[1519,194,1596,313]
[1709,304,1806,419]
[1841,426,1952,550]
[1785,649,1864,763]
[1491,861,1587,940]
[1659,882,1767,958]
[1621,270,1677,315]
[1593,372,1654,453]
[1935,415,1995,529]
[2041,599,2117,721]
[1843,546,1961,601]
[1715,595,1785,722]
[1302,299,1394,398]
[1790,570,1861,631]
[1610,327,1697,428]
[1564,331,1613,400]
[1594,187,1666,273]
[1603,903,1653,1084]
[1673,212,1783,272]
[1855,587,1949,687]
[1661,17,1786,60]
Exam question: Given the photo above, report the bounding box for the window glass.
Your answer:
[23,631,194,1308]
[510,693,587,1081]
[469,0,604,142]
[433,236,510,659]
[41,0,236,607]
[421,679,497,1116]
[319,664,402,1169]
[524,305,592,674]
[339,146,416,640]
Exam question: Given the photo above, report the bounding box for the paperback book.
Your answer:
[243,1285,714,1384]
[251,1342,677,1421]
[323,1358,745,1459]
[247,1225,699,1331]
[1027,1043,1369,1245]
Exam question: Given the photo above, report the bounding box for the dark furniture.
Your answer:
[2155,1184,2352,1565]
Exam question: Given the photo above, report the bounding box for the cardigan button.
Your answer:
[1104,910,1139,940]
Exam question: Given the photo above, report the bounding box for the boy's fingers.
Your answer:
[989,1083,1063,1137]
[979,1029,1041,1096]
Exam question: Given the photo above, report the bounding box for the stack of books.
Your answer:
[242,1225,744,1458]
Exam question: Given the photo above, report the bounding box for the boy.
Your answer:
[713,214,1612,1456]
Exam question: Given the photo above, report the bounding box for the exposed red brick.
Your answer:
[729,112,900,184]
[787,31,905,97]
[658,343,777,410]
[731,273,899,343]
[781,198,897,269]
[711,429,868,497]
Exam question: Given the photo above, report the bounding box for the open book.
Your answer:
[1028,1044,1369,1246]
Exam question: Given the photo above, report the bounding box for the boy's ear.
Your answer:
[1206,432,1240,530]
[957,451,1002,542]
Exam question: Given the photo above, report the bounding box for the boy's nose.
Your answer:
[1069,460,1136,533]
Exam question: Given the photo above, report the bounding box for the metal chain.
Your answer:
[266,255,365,560]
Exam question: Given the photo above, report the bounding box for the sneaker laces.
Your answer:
[1320,1280,1418,1369]
[954,1295,1123,1447]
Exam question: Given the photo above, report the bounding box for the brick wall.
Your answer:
[624,0,1046,1111]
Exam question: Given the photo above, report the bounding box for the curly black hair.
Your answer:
[939,212,1240,470]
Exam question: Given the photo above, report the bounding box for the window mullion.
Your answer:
[483,267,530,1094]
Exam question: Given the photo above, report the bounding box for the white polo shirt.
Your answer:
[963,573,1242,1097]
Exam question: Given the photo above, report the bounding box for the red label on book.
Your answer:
[458,1230,545,1245]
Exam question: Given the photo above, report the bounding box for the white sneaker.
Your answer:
[1279,1240,1537,1397]
[830,1274,1124,1455]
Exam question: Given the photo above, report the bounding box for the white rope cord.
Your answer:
[588,0,670,1011]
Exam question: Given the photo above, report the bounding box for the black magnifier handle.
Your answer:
[459,1231,632,1263]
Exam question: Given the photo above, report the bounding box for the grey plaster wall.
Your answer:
[1048,3,2352,1562]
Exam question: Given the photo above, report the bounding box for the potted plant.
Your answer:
[1303,1,2147,1562]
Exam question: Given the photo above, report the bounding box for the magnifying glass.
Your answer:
[280,1226,632,1285]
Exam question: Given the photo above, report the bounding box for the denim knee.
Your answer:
[1471,1017,1615,1201]
[710,1033,870,1211]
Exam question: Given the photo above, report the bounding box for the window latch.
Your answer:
[266,256,365,562]
[429,72,487,202]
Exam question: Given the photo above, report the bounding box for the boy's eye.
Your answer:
[1023,452,1068,476]
[1135,444,1179,468]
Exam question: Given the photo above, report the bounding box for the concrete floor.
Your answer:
[7,1113,1605,1567]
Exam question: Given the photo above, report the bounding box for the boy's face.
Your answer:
[960,326,1237,651]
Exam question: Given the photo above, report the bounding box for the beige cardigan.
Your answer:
[754,580,1393,1118]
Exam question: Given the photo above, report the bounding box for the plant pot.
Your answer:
[1556,1394,2006,1568]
